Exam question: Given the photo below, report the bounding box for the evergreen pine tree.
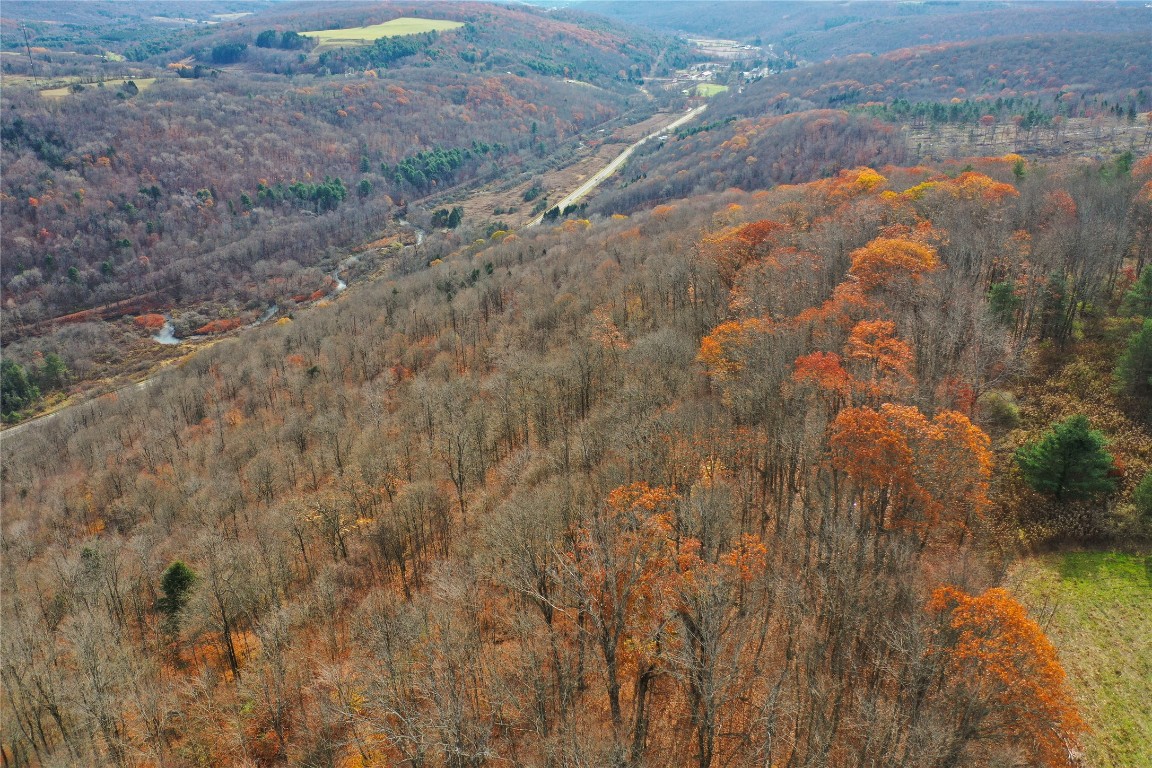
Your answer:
[1120,266,1152,317]
[1015,415,1117,501]
[1115,318,1152,400]
[1,358,40,419]
[1132,472,1152,521]
[157,560,197,639]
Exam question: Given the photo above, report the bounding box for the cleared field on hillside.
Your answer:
[41,77,156,98]
[302,18,464,50]
[694,83,729,97]
[1011,552,1152,768]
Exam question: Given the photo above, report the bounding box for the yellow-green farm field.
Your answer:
[41,78,157,98]
[1011,552,1152,768]
[302,18,464,50]
[694,83,729,97]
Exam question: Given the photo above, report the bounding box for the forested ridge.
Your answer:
[0,1,678,375]
[582,0,1150,61]
[3,1,1152,765]
[592,30,1150,215]
[729,32,1151,116]
[3,153,1150,766]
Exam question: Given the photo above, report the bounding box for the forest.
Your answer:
[583,0,1150,61]
[1,1,683,397]
[591,28,1150,215]
[2,152,1150,765]
[2,1,1151,766]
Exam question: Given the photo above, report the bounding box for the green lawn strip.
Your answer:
[694,83,729,97]
[1012,552,1152,768]
[302,18,464,50]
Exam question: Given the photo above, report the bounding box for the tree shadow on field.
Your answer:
[1057,551,1105,582]
[1056,551,1152,588]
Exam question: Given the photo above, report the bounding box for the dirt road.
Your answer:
[526,104,707,227]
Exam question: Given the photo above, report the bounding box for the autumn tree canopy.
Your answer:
[929,586,1085,768]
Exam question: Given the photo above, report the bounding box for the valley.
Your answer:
[1,3,1150,767]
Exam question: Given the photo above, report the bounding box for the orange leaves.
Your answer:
[570,483,769,675]
[698,321,745,380]
[605,482,677,519]
[929,586,1085,767]
[830,405,917,493]
[919,410,992,520]
[845,319,913,381]
[718,534,768,583]
[386,85,410,105]
[700,219,783,288]
[560,218,592,233]
[793,321,913,404]
[194,318,243,335]
[792,351,853,403]
[1133,154,1152,178]
[950,171,1020,202]
[830,405,993,532]
[729,219,781,249]
[1139,179,1152,204]
[1043,189,1078,220]
[134,313,167,330]
[797,165,892,209]
[848,236,939,293]
[697,318,772,381]
[570,483,679,674]
[824,166,888,202]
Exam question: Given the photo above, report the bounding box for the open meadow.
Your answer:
[301,17,464,50]
[1012,552,1152,768]
[694,83,729,97]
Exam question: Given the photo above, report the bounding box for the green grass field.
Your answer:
[1012,552,1152,768]
[301,18,464,50]
[41,78,157,98]
[694,83,729,97]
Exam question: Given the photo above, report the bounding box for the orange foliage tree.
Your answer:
[948,171,1021,202]
[843,234,940,294]
[844,319,914,397]
[792,351,854,409]
[829,404,992,536]
[565,483,678,761]
[928,586,1085,768]
[697,318,772,382]
[848,236,940,293]
[700,220,783,288]
[669,532,768,768]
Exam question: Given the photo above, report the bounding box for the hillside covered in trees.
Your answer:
[591,28,1150,214]
[3,152,1150,765]
[0,1,683,384]
[582,0,1150,61]
[3,2,1151,767]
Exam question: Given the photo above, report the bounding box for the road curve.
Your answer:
[526,104,708,227]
